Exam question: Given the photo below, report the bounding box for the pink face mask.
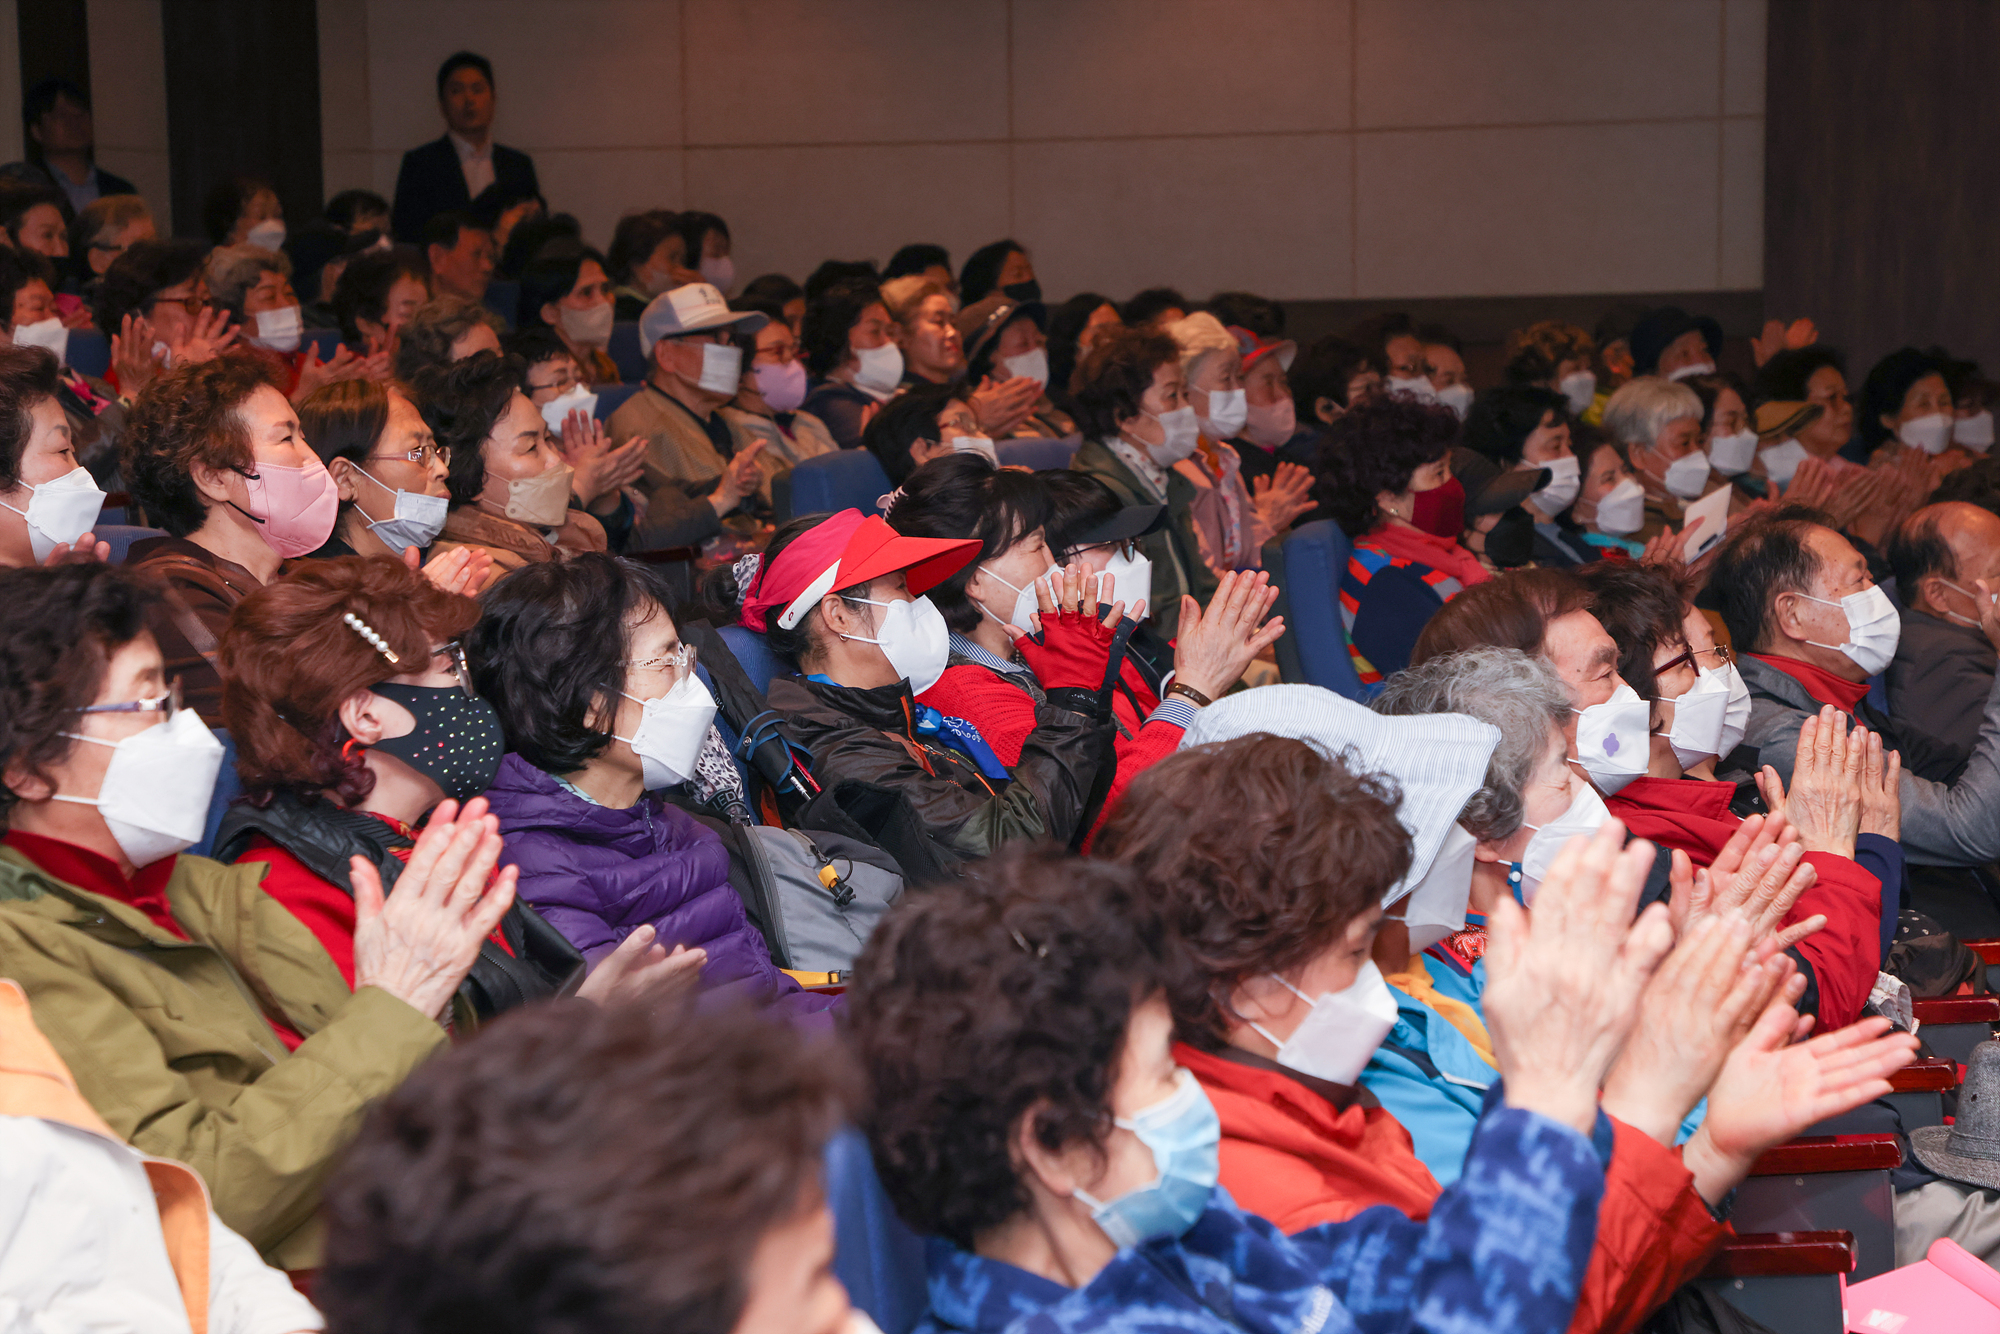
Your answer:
[237,457,340,557]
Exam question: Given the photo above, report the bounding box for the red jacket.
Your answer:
[1180,1041,1728,1334]
[1607,775,1882,1029]
[919,656,1185,847]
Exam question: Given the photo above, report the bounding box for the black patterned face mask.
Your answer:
[368,683,506,801]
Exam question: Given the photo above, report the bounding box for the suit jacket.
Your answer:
[1889,606,1998,774]
[391,135,539,242]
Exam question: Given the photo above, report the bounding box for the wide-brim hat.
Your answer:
[955,293,1047,370]
[1912,1039,2000,1190]
[1753,399,1824,443]
[1451,446,1549,517]
[641,282,767,357]
[738,509,979,632]
[1630,305,1724,376]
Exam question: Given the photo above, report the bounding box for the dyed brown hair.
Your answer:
[1409,566,1591,666]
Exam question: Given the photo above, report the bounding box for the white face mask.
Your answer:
[249,305,303,353]
[1707,430,1759,477]
[693,341,743,395]
[950,435,999,466]
[1,465,104,560]
[150,339,172,369]
[1140,405,1201,464]
[559,300,614,348]
[245,219,287,252]
[1386,375,1438,403]
[538,384,600,435]
[352,466,448,554]
[1662,668,1731,769]
[975,562,1057,631]
[614,672,719,789]
[1941,579,1998,628]
[1097,546,1152,619]
[1558,370,1597,417]
[1399,821,1478,954]
[1667,360,1715,383]
[1517,782,1612,905]
[1248,959,1400,1086]
[846,595,951,694]
[698,254,735,293]
[1798,584,1901,677]
[1899,413,1954,455]
[852,341,904,399]
[501,462,575,528]
[1662,448,1712,501]
[1197,387,1247,441]
[13,316,68,364]
[1759,438,1809,486]
[1435,382,1474,420]
[1242,396,1296,449]
[1001,346,1049,389]
[1710,661,1753,758]
[52,710,225,868]
[1955,411,1994,452]
[1592,476,1646,534]
[1527,454,1580,514]
[1574,682,1651,795]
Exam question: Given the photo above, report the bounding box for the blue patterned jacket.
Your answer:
[916,1102,1608,1334]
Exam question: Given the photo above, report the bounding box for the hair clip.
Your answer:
[1009,928,1047,959]
[732,551,764,597]
[342,611,400,666]
[876,487,906,516]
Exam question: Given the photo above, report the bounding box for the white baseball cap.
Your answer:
[639,282,768,357]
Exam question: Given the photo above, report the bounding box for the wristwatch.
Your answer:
[1165,681,1212,708]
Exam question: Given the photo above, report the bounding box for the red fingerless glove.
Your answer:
[1013,606,1116,690]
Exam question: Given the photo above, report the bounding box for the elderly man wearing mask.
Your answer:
[1600,376,1722,541]
[1886,502,2000,762]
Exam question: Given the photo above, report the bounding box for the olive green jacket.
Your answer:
[1071,437,1217,642]
[0,846,447,1269]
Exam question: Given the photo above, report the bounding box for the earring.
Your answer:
[341,738,364,761]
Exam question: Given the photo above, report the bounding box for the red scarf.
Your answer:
[1747,651,1870,713]
[1606,774,1740,867]
[1365,522,1491,589]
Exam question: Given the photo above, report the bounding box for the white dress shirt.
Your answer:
[449,130,495,200]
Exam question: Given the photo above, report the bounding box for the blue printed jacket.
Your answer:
[916,1102,1608,1334]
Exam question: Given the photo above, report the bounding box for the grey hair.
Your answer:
[1600,375,1702,450]
[205,242,292,320]
[1372,646,1570,841]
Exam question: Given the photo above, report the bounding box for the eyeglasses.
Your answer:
[146,293,205,316]
[369,443,451,467]
[626,643,698,685]
[1655,642,1732,678]
[78,677,181,721]
[431,641,476,696]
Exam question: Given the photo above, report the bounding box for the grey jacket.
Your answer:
[1739,652,2000,866]
[1888,607,1997,774]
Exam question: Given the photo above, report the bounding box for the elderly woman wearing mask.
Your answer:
[1462,385,1591,567]
[1102,697,1911,1332]
[0,345,107,567]
[954,292,1074,439]
[1505,320,1602,422]
[1601,376,1720,537]
[852,817,1914,1333]
[205,243,367,403]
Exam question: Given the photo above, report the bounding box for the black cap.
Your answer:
[1451,446,1547,516]
[1070,502,1169,548]
[1629,306,1723,376]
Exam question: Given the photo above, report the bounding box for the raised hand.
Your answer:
[171,305,238,366]
[110,312,163,396]
[710,438,767,513]
[1010,563,1124,691]
[1251,462,1315,535]
[1170,569,1282,700]
[401,542,493,597]
[351,797,518,1021]
[1856,726,1902,840]
[574,924,706,1008]
[40,532,110,564]
[967,374,1041,438]
[1783,706,1862,857]
[291,342,365,403]
[562,410,646,511]
[1483,818,1675,1135]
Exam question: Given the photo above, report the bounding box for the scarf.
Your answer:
[1747,651,1871,714]
[1605,774,1740,866]
[1364,521,1492,589]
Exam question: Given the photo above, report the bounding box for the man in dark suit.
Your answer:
[391,51,540,244]
[1887,501,2000,773]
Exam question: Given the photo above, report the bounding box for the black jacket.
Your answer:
[391,135,540,242]
[1888,606,1998,776]
[769,674,1114,860]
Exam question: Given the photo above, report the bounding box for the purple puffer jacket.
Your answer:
[482,753,835,1022]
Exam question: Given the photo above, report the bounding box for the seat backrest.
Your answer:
[779,449,893,522]
[718,623,788,698]
[97,524,168,563]
[824,1128,929,1334]
[594,381,642,421]
[1271,519,1365,701]
[482,280,519,326]
[68,328,110,378]
[189,728,241,860]
[608,322,646,382]
[995,436,1079,470]
[304,328,344,362]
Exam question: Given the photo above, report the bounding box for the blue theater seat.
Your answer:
[775,449,893,522]
[67,329,110,378]
[96,524,167,563]
[1266,519,1365,701]
[608,322,646,382]
[825,1128,929,1334]
[594,381,642,421]
[995,436,1079,470]
[719,623,788,699]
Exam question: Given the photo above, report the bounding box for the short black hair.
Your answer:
[1205,291,1285,338]
[0,343,62,486]
[847,844,1170,1249]
[422,210,483,253]
[468,553,680,773]
[502,324,572,374]
[1888,507,1959,600]
[23,76,86,131]
[0,246,57,332]
[1313,392,1459,537]
[497,212,580,282]
[1121,287,1187,326]
[884,454,1050,634]
[0,563,159,821]
[324,188,389,232]
[517,240,606,330]
[1039,469,1125,561]
[319,995,851,1334]
[1574,560,1691,701]
[92,238,213,344]
[201,174,274,245]
[1709,503,1838,653]
[958,238,1026,305]
[861,381,964,484]
[739,272,802,309]
[884,243,951,282]
[1046,291,1117,405]
[436,50,495,100]
[1346,311,1417,371]
[0,181,69,243]
[800,276,881,379]
[1462,385,1569,467]
[331,245,428,343]
[1860,346,1954,448]
[1753,346,1847,406]
[803,258,879,303]
[606,208,680,286]
[1069,326,1179,443]
[1290,334,1373,422]
[409,350,527,505]
[1416,321,1462,353]
[675,210,729,264]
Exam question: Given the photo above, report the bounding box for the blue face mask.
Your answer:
[1072,1067,1219,1248]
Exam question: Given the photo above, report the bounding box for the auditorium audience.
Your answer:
[392,50,540,242]
[1887,501,2000,762]
[679,210,734,292]
[958,237,1038,305]
[206,242,366,402]
[1230,325,1318,485]
[1462,384,1587,566]
[94,238,239,398]
[1863,346,1965,468]
[799,276,899,449]
[0,181,73,263]
[1289,332,1380,429]
[69,193,154,281]
[956,291,1074,438]
[1505,319,1599,413]
[0,562,515,1267]
[1628,306,1722,381]
[394,293,504,381]
[1045,289,1121,407]
[883,275,966,388]
[422,211,497,304]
